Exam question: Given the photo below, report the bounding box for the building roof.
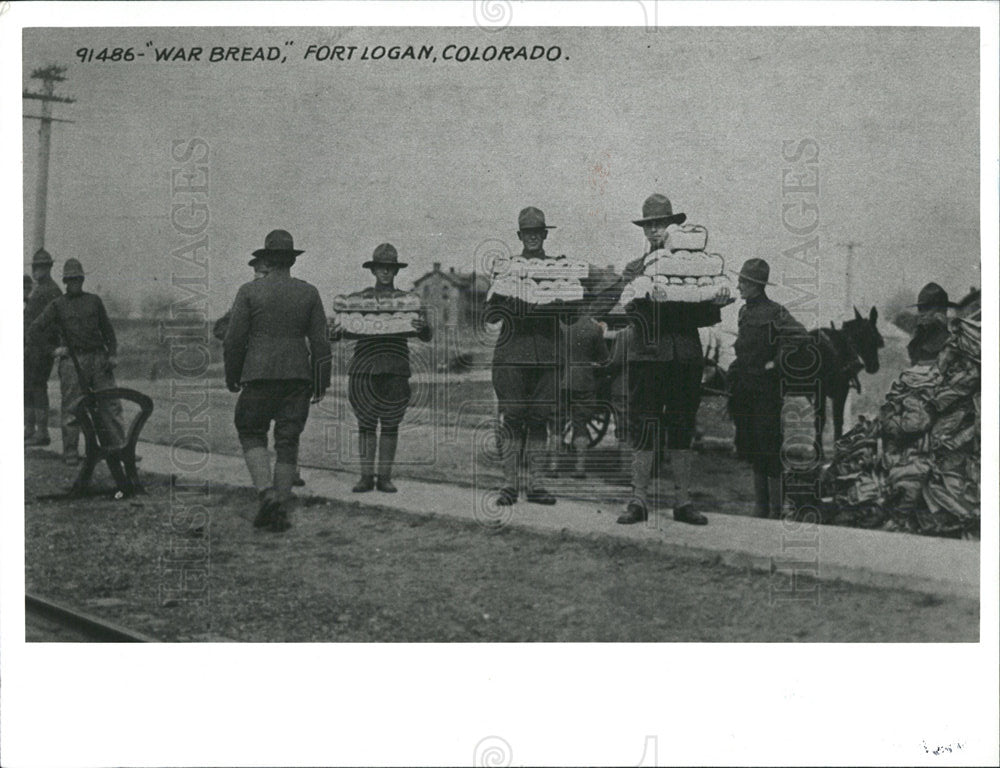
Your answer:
[412,263,489,292]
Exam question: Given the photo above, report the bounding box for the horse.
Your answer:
[807,306,884,456]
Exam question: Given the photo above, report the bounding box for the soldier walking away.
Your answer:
[24,248,62,446]
[28,258,125,465]
[213,257,306,489]
[616,194,731,526]
[486,207,562,506]
[728,258,809,519]
[224,230,331,532]
[330,244,432,493]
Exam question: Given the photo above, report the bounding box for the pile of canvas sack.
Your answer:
[822,317,980,537]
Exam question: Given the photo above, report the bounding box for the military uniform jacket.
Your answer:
[560,317,608,393]
[732,294,809,383]
[907,312,950,365]
[23,274,62,353]
[29,291,117,355]
[331,287,433,377]
[224,273,332,390]
[486,249,563,365]
[619,253,721,364]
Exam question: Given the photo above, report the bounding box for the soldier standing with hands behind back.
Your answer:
[728,258,809,518]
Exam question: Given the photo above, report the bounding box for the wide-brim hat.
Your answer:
[731,258,777,287]
[909,282,958,310]
[517,206,556,232]
[363,242,407,270]
[252,229,304,258]
[62,258,85,280]
[29,248,54,267]
[632,194,687,227]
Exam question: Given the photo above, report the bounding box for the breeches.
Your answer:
[493,365,556,435]
[627,360,703,451]
[730,375,783,476]
[348,373,411,434]
[58,352,125,448]
[24,353,54,409]
[235,379,312,464]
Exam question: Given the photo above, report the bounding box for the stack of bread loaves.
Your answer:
[621,224,733,304]
[331,291,423,336]
[487,255,588,306]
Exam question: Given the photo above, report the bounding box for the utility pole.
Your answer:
[837,240,861,318]
[23,65,75,254]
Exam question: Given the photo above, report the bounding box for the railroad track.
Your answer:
[25,593,157,642]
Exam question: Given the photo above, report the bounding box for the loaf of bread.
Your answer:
[488,255,588,305]
[331,289,422,336]
[664,224,709,252]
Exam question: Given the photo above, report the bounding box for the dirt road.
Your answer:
[24,453,977,642]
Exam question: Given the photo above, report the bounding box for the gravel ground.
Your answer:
[24,451,977,642]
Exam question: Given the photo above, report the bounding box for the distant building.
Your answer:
[412,262,489,328]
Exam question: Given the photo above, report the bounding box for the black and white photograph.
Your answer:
[2,2,997,766]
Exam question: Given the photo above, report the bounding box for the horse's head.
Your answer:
[845,306,884,373]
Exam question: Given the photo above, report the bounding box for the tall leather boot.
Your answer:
[25,408,51,446]
[669,448,707,525]
[497,424,521,505]
[353,430,376,492]
[571,435,588,479]
[618,449,654,524]
[752,470,770,518]
[244,447,275,528]
[24,405,36,441]
[546,423,561,477]
[525,425,555,504]
[767,474,785,520]
[376,431,399,492]
[61,423,80,464]
[270,462,297,532]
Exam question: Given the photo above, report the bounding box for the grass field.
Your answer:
[23,453,978,642]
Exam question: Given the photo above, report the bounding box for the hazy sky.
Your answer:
[22,26,980,323]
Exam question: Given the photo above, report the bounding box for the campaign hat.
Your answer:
[910,282,958,310]
[734,258,777,287]
[62,258,85,280]
[252,229,304,258]
[363,243,407,270]
[632,194,687,227]
[31,248,54,267]
[517,207,555,232]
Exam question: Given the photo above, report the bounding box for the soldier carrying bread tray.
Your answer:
[484,207,591,507]
[329,243,432,494]
[609,194,734,526]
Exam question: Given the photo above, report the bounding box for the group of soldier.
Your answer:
[23,248,125,466]
[483,196,809,526]
[24,192,816,533]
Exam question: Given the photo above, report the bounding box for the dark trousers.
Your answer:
[730,372,783,476]
[492,365,556,436]
[627,360,703,452]
[348,373,411,434]
[24,352,54,410]
[234,379,312,464]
